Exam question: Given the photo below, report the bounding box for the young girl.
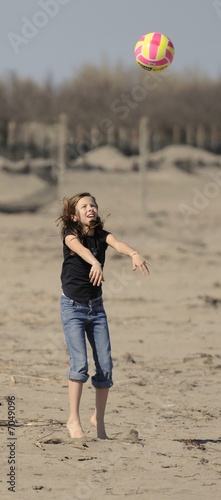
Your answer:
[57,192,150,440]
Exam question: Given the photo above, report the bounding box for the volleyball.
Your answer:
[134,32,175,71]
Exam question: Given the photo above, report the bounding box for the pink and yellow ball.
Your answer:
[134,32,175,71]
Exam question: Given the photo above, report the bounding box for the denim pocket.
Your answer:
[60,296,78,321]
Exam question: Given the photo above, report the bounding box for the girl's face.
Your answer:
[74,196,98,227]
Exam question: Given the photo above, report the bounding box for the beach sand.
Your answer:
[1,153,221,499]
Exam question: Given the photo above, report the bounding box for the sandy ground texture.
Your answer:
[1,147,221,500]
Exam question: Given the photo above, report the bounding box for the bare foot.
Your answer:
[67,419,85,439]
[90,413,96,427]
[90,414,109,439]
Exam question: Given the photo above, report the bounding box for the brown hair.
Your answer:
[56,192,103,241]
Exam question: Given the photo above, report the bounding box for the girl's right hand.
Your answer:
[89,262,105,286]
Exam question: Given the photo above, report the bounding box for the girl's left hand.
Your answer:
[89,262,105,286]
[132,254,151,276]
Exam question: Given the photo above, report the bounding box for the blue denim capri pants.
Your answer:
[60,294,113,388]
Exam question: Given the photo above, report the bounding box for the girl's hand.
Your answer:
[131,253,150,276]
[89,262,105,286]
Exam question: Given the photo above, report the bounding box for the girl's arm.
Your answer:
[106,233,150,276]
[65,235,104,286]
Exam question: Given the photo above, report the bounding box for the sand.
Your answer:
[1,147,221,500]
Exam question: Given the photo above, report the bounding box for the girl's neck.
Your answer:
[83,225,95,237]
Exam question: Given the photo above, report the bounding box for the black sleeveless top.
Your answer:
[61,229,110,302]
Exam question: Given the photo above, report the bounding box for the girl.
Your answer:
[57,192,150,439]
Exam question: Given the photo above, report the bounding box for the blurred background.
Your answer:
[0,0,221,167]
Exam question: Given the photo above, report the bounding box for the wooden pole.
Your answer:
[196,123,206,149]
[139,116,150,216]
[7,121,16,160]
[57,113,68,199]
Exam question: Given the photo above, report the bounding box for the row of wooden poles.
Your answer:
[6,115,221,155]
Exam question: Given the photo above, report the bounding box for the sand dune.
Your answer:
[1,145,221,499]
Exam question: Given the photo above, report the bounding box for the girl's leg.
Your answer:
[60,295,89,439]
[90,388,109,439]
[86,305,112,439]
[67,380,84,438]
